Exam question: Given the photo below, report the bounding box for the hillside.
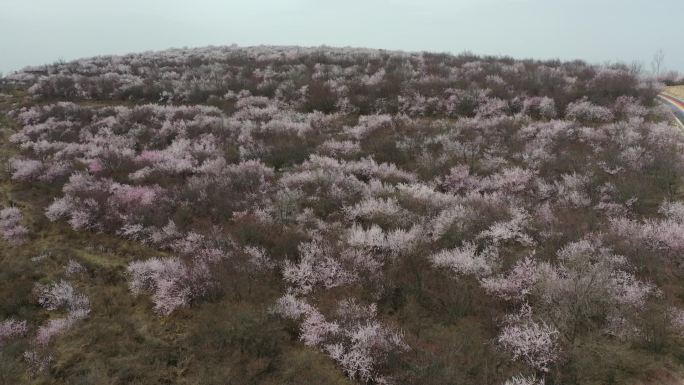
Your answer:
[1,46,684,385]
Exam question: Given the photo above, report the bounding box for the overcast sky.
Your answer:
[0,0,681,75]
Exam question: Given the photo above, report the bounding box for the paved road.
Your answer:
[659,93,684,129]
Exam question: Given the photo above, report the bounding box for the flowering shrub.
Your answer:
[35,280,90,315]
[482,257,545,301]
[275,297,408,383]
[565,98,614,123]
[0,207,29,245]
[522,96,557,120]
[430,242,497,277]
[29,279,91,353]
[503,375,545,385]
[127,257,197,315]
[36,318,74,346]
[609,200,684,255]
[283,239,356,294]
[23,350,53,374]
[65,259,86,276]
[0,319,28,346]
[498,318,559,372]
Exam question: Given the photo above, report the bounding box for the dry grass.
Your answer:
[665,86,684,100]
[631,368,684,385]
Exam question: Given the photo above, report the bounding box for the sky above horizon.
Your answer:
[0,0,682,75]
